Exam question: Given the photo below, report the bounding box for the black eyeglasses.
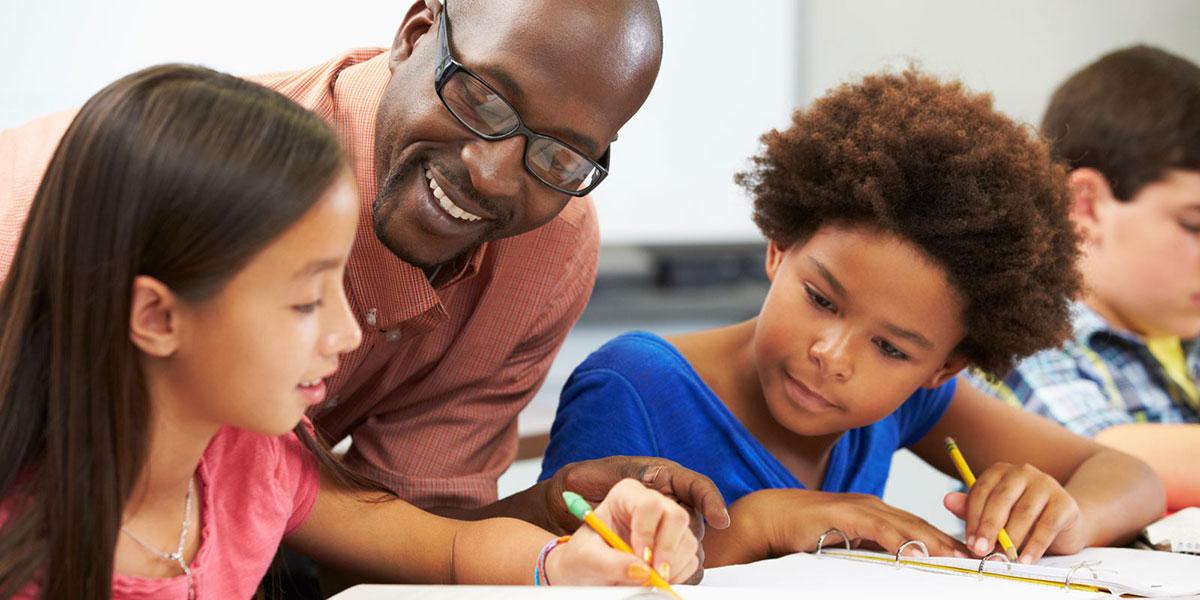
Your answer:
[434,0,609,197]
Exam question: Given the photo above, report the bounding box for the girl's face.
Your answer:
[165,173,363,436]
[753,225,968,437]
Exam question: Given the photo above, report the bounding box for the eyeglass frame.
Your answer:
[432,0,610,197]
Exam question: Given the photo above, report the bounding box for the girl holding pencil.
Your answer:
[0,64,697,598]
[539,69,1166,567]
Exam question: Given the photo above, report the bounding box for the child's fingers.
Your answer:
[1017,495,1077,564]
[593,478,672,564]
[647,497,692,578]
[942,491,968,520]
[963,466,1005,548]
[969,468,1027,555]
[999,486,1051,550]
[851,516,958,558]
[672,526,700,581]
[671,553,700,584]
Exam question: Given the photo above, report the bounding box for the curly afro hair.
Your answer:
[736,69,1081,375]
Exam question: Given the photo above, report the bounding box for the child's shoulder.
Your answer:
[575,331,699,381]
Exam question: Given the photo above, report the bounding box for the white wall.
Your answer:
[4,1,1200,244]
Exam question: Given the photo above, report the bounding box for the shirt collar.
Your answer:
[1072,301,1200,363]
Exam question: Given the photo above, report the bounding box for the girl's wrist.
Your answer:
[534,535,571,586]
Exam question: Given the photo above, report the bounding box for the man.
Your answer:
[0,0,729,553]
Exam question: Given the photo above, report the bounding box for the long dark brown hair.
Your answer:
[0,64,377,598]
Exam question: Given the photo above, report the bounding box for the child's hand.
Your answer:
[545,478,699,586]
[707,489,968,566]
[943,462,1090,563]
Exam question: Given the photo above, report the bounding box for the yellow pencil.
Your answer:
[563,491,682,600]
[944,437,1020,562]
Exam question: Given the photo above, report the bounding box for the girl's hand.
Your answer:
[943,462,1090,563]
[545,478,699,585]
[707,489,967,566]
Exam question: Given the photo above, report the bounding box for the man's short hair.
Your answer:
[1042,45,1200,201]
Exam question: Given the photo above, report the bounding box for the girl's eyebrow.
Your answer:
[883,322,934,350]
[292,257,342,280]
[807,256,847,298]
[807,255,934,350]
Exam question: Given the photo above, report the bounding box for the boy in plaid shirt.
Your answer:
[969,45,1200,510]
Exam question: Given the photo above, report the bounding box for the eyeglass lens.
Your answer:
[441,71,600,192]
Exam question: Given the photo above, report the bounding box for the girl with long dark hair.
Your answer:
[0,64,697,599]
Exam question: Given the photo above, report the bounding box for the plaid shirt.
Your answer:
[967,302,1200,437]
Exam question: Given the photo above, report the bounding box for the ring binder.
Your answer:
[894,540,928,567]
[1063,561,1099,590]
[712,537,1198,597]
[976,551,1011,579]
[816,528,850,556]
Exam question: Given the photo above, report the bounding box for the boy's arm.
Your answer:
[1095,423,1200,510]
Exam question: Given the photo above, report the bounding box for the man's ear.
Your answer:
[1067,168,1117,246]
[923,354,970,389]
[129,275,182,358]
[390,0,440,71]
[764,240,788,283]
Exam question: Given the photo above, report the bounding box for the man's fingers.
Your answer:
[639,461,730,529]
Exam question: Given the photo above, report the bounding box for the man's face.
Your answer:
[372,0,660,269]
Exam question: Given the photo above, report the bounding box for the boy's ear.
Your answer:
[390,0,440,71]
[923,354,970,389]
[129,275,182,358]
[764,240,788,283]
[1067,168,1117,245]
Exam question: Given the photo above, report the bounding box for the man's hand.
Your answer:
[543,456,730,583]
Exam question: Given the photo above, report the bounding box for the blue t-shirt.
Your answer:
[539,331,956,504]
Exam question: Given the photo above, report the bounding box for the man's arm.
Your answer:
[1095,423,1200,510]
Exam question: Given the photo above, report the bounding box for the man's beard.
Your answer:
[370,159,482,270]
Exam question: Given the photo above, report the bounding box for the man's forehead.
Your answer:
[448,8,650,151]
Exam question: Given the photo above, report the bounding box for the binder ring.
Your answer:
[894,540,929,566]
[1063,561,1099,591]
[816,528,850,555]
[976,551,1011,579]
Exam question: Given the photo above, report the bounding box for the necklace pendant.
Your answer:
[167,552,181,561]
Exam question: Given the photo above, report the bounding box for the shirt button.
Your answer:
[365,308,378,327]
[385,329,402,342]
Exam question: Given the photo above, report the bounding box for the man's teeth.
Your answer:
[425,169,482,222]
[300,379,321,387]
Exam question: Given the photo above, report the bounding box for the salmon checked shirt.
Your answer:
[0,48,600,509]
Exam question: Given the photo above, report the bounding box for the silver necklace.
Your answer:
[121,478,196,600]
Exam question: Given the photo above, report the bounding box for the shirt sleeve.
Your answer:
[897,377,958,448]
[283,421,322,534]
[339,200,600,510]
[0,110,75,282]
[538,365,660,482]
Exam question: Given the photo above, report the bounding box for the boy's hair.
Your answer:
[737,69,1080,375]
[1042,45,1200,200]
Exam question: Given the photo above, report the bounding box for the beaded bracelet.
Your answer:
[534,535,571,586]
